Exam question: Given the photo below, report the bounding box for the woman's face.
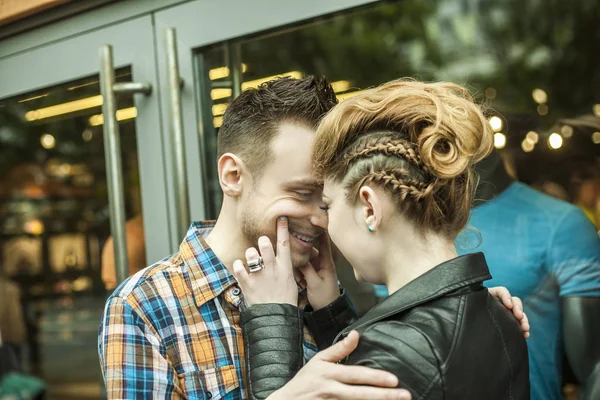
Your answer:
[322,179,387,284]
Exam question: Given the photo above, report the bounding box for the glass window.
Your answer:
[195,0,600,221]
[193,0,600,325]
[0,68,144,396]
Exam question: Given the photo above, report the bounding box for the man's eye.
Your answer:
[296,191,312,199]
[319,205,330,212]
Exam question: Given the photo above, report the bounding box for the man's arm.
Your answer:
[550,208,600,400]
[241,304,304,399]
[241,305,410,400]
[563,297,600,400]
[99,296,185,399]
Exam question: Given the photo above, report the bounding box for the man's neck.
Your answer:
[204,213,250,274]
[473,152,514,206]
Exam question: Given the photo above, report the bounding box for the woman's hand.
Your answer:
[488,286,531,338]
[233,216,298,307]
[296,234,340,310]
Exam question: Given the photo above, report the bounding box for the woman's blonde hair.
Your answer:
[313,79,494,239]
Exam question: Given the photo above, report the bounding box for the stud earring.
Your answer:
[366,216,375,232]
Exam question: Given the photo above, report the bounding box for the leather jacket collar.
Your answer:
[335,253,491,342]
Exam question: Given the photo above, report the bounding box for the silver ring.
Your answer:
[247,257,265,273]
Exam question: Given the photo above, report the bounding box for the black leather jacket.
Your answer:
[241,253,530,399]
[241,288,357,398]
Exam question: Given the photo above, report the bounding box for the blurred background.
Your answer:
[0,0,598,399]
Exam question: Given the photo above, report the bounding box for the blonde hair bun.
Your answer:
[414,82,494,179]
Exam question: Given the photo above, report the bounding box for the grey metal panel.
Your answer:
[0,0,117,41]
[155,0,380,48]
[0,0,192,60]
[154,0,379,234]
[0,16,173,265]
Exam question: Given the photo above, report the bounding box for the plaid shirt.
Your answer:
[98,221,319,399]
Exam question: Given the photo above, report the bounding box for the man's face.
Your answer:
[578,179,600,207]
[240,123,327,268]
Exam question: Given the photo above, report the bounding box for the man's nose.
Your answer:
[310,206,328,231]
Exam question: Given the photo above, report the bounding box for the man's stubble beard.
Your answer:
[240,207,311,268]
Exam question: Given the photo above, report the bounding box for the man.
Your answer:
[570,165,600,229]
[99,77,525,399]
[458,151,600,400]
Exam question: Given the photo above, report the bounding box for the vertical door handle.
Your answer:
[99,44,152,285]
[165,28,191,240]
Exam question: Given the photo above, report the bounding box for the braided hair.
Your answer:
[313,79,493,239]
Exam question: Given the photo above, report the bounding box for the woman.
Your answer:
[233,80,530,399]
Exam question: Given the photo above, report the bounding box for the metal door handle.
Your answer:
[165,28,191,240]
[99,44,152,285]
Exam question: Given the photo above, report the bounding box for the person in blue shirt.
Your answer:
[458,151,600,400]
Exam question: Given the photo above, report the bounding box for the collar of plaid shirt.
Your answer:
[181,221,243,308]
[99,221,317,400]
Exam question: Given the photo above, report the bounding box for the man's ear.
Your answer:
[218,153,248,197]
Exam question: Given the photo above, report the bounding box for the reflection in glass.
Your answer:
[195,0,600,220]
[0,68,143,396]
[191,3,600,363]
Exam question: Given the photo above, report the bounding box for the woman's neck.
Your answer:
[384,232,458,295]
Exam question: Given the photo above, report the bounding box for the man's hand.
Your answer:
[488,286,530,338]
[268,330,411,400]
[296,234,340,310]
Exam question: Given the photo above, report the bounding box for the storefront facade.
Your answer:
[1,0,598,397]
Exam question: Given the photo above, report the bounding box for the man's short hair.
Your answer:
[217,76,338,176]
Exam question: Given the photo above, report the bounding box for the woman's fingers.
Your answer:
[232,259,249,286]
[297,262,321,288]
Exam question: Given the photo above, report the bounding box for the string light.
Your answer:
[489,116,503,132]
[526,131,539,144]
[494,133,507,149]
[548,133,563,149]
[521,138,535,153]
[560,125,574,138]
[532,89,548,104]
[41,134,56,149]
[485,87,497,99]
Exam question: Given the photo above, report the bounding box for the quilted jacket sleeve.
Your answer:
[240,304,304,400]
[303,290,358,350]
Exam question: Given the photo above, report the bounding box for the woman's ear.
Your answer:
[359,186,383,232]
[218,153,247,197]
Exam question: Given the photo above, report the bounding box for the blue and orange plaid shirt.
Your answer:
[98,221,319,399]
